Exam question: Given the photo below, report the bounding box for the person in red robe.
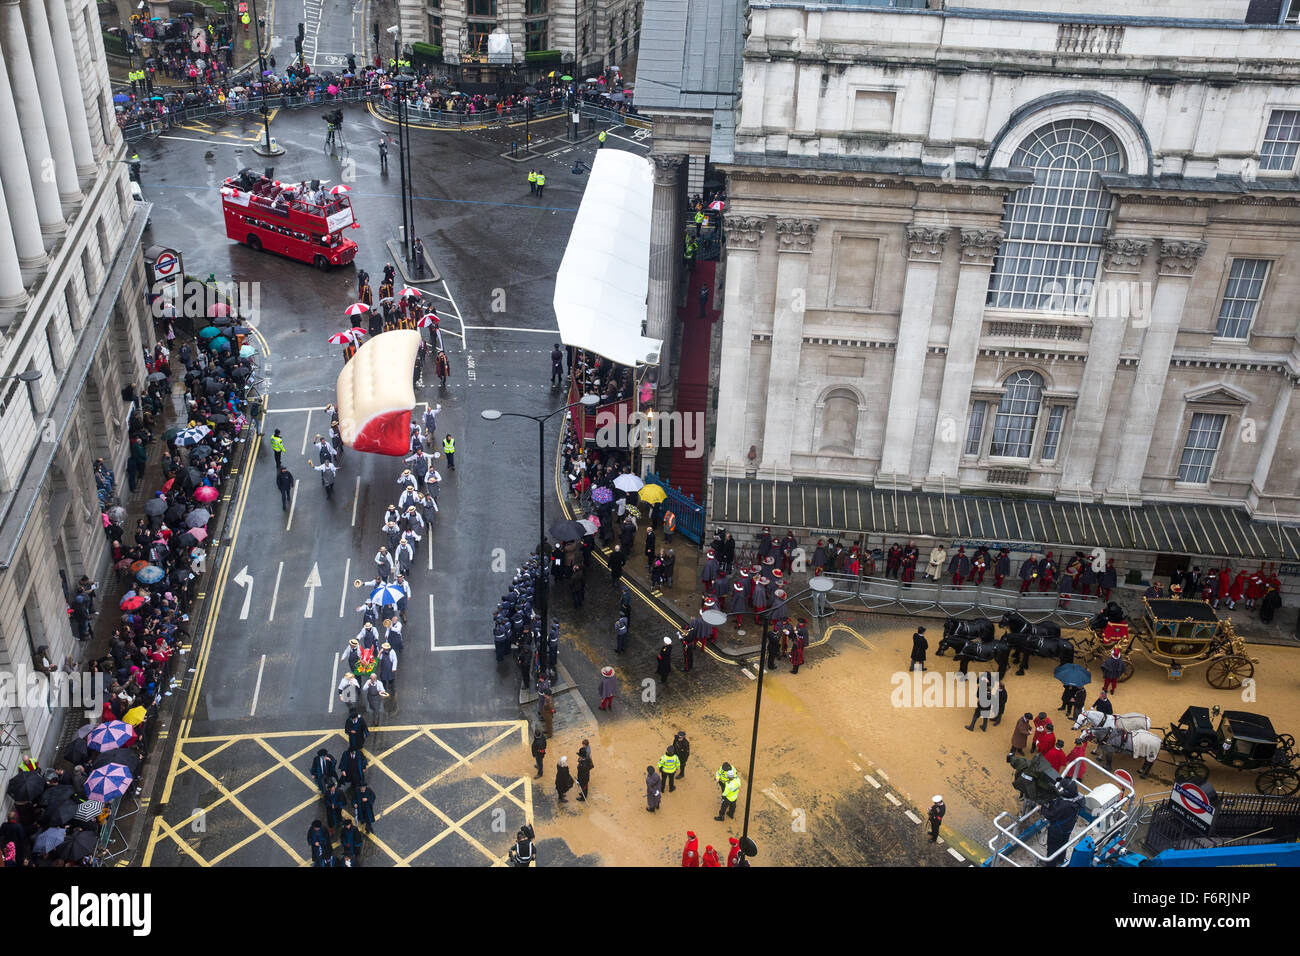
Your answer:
[1031,713,1054,754]
[1043,739,1069,773]
[1064,740,1088,781]
[701,845,721,867]
[1229,570,1247,609]
[681,831,699,867]
[1246,566,1266,609]
[727,837,743,867]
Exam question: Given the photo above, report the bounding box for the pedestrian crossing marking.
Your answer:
[143,721,531,867]
[904,810,922,825]
[884,791,901,806]
[865,774,881,788]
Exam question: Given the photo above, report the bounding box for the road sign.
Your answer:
[1170,781,1215,834]
[153,250,179,277]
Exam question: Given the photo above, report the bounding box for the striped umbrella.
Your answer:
[84,763,134,802]
[369,584,407,605]
[398,287,422,298]
[327,330,360,345]
[87,720,135,753]
[330,183,351,195]
[174,425,212,446]
[344,302,370,316]
[416,314,438,328]
[75,801,105,823]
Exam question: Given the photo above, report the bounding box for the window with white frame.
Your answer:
[964,401,987,456]
[1040,405,1066,461]
[989,370,1044,458]
[986,120,1124,312]
[1177,412,1227,484]
[1259,109,1300,172]
[1215,258,1269,340]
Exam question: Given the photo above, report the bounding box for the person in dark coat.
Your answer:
[672,730,691,780]
[1010,712,1033,755]
[656,636,672,684]
[609,545,625,585]
[1101,648,1126,694]
[338,746,367,797]
[576,742,594,801]
[353,783,378,833]
[344,711,369,752]
[1091,691,1114,716]
[531,728,547,778]
[310,748,337,793]
[994,548,1011,589]
[338,820,363,865]
[645,765,662,811]
[555,756,574,803]
[307,819,332,866]
[910,626,928,671]
[323,781,347,832]
[1260,585,1282,623]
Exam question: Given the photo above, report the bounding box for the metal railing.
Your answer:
[645,471,704,545]
[817,571,1102,626]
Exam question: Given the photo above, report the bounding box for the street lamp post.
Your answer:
[481,393,598,624]
[247,0,283,156]
[700,575,833,861]
[393,71,415,264]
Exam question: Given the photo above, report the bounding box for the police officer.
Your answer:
[598,129,606,148]
[715,768,741,821]
[528,169,537,194]
[672,730,691,779]
[657,746,680,793]
[536,170,546,198]
[927,795,946,842]
[270,428,285,468]
[509,823,536,866]
[442,433,455,470]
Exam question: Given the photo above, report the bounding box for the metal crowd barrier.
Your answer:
[818,572,1101,627]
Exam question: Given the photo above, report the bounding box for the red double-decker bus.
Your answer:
[220,169,359,270]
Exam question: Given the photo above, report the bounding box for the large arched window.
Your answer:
[990,371,1044,458]
[986,119,1124,311]
[818,389,859,455]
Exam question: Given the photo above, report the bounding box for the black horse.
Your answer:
[954,638,1011,679]
[999,612,1074,675]
[937,617,996,656]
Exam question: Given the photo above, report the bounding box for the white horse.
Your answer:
[1073,709,1150,735]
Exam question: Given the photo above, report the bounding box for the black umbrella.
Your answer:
[174,531,199,549]
[6,770,46,802]
[549,520,587,542]
[63,737,91,766]
[91,747,141,774]
[180,466,202,490]
[56,828,98,862]
[207,413,230,426]
[38,784,75,811]
[42,798,81,829]
[231,366,251,381]
[190,445,213,459]
[144,498,167,516]
[147,371,168,383]
[204,379,224,396]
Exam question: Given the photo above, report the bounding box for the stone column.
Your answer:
[23,0,80,206]
[1107,239,1206,498]
[1247,379,1296,512]
[923,228,1003,488]
[0,175,26,309]
[758,218,819,480]
[0,0,64,239]
[1060,236,1152,497]
[647,153,684,386]
[877,224,948,485]
[710,215,767,474]
[43,0,97,178]
[0,38,44,274]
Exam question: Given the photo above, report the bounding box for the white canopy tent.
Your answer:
[553,150,662,368]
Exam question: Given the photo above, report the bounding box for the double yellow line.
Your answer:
[159,324,272,805]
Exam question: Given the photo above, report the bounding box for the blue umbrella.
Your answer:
[84,763,134,803]
[369,584,406,606]
[239,344,256,358]
[198,326,221,339]
[87,720,136,753]
[174,425,211,446]
[209,336,231,353]
[1053,663,1092,687]
[113,93,131,104]
[135,564,165,585]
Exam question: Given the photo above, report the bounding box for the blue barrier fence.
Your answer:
[646,472,704,545]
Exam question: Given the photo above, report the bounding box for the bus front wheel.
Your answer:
[246,234,262,251]
[314,255,331,272]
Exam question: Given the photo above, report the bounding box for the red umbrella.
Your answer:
[330,184,351,195]
[416,314,438,328]
[120,595,147,611]
[161,477,175,492]
[708,200,726,211]
[193,486,219,503]
[129,560,150,572]
[344,302,370,316]
[347,327,368,337]
[328,330,359,345]
[398,287,422,298]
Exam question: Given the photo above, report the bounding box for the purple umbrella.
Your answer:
[87,720,136,753]
[591,486,613,505]
[84,763,134,803]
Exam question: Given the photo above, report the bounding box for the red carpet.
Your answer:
[667,260,719,503]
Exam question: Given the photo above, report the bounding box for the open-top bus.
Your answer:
[221,168,358,270]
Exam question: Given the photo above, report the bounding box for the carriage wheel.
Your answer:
[1206,655,1254,690]
[1174,759,1209,784]
[1256,767,1300,797]
[1161,730,1184,756]
[1117,657,1136,683]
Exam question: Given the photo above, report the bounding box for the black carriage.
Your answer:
[1162,705,1300,796]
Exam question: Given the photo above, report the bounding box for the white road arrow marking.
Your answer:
[304,562,322,618]
[233,566,254,620]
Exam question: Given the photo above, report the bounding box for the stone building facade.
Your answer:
[0,0,152,770]
[709,0,1300,527]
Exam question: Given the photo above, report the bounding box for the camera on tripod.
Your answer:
[322,108,343,129]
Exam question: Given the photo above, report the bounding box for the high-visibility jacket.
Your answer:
[664,512,676,534]
[658,753,680,775]
[536,173,546,187]
[270,434,285,453]
[443,437,455,455]
[722,776,741,803]
[598,131,606,143]
[695,211,706,226]
[528,171,537,184]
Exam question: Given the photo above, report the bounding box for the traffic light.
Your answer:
[295,36,302,55]
[297,21,304,41]
[372,22,379,52]
[347,54,356,73]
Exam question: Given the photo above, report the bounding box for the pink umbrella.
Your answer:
[207,302,232,318]
[398,287,422,298]
[330,184,351,195]
[327,84,339,95]
[193,485,219,503]
[344,302,370,316]
[187,527,209,542]
[708,200,725,211]
[416,314,438,328]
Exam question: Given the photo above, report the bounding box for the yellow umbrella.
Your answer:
[639,484,668,505]
[547,70,558,78]
[122,706,147,726]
